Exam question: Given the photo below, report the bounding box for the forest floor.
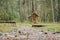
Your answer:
[0,24,60,40]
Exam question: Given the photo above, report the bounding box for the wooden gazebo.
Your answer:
[28,12,39,24]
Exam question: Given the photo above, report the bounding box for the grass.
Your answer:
[19,23,60,31]
[34,25,60,31]
[0,23,15,32]
[0,23,60,32]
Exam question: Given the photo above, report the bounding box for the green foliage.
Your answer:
[0,0,60,23]
[0,0,20,21]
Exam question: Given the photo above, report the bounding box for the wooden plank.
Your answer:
[0,21,16,23]
[32,24,60,27]
[32,24,45,27]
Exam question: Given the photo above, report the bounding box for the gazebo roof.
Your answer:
[28,12,39,18]
[32,13,39,17]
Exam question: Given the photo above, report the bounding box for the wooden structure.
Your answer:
[0,21,16,27]
[28,12,39,24]
[32,24,59,27]
[32,24,45,27]
[0,21,16,23]
[28,13,46,27]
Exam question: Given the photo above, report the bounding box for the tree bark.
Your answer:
[51,0,55,23]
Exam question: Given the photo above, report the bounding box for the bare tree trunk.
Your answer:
[6,0,8,13]
[39,0,43,23]
[51,0,55,23]
[28,0,32,15]
[11,0,14,21]
[55,0,58,22]
[32,0,36,13]
[57,0,60,22]
[19,0,22,22]
[40,0,45,22]
[5,0,8,21]
[32,0,34,13]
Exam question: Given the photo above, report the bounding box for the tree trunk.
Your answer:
[51,0,55,23]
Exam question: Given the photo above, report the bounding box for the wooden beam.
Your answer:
[32,24,45,27]
[0,21,16,23]
[32,24,60,27]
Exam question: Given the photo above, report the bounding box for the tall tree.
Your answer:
[51,0,55,23]
[57,0,60,22]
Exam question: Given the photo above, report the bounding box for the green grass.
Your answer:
[33,25,60,31]
[0,23,60,32]
[0,24,14,32]
[18,22,32,27]
[19,23,60,31]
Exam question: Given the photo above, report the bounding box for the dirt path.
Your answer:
[0,24,60,40]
